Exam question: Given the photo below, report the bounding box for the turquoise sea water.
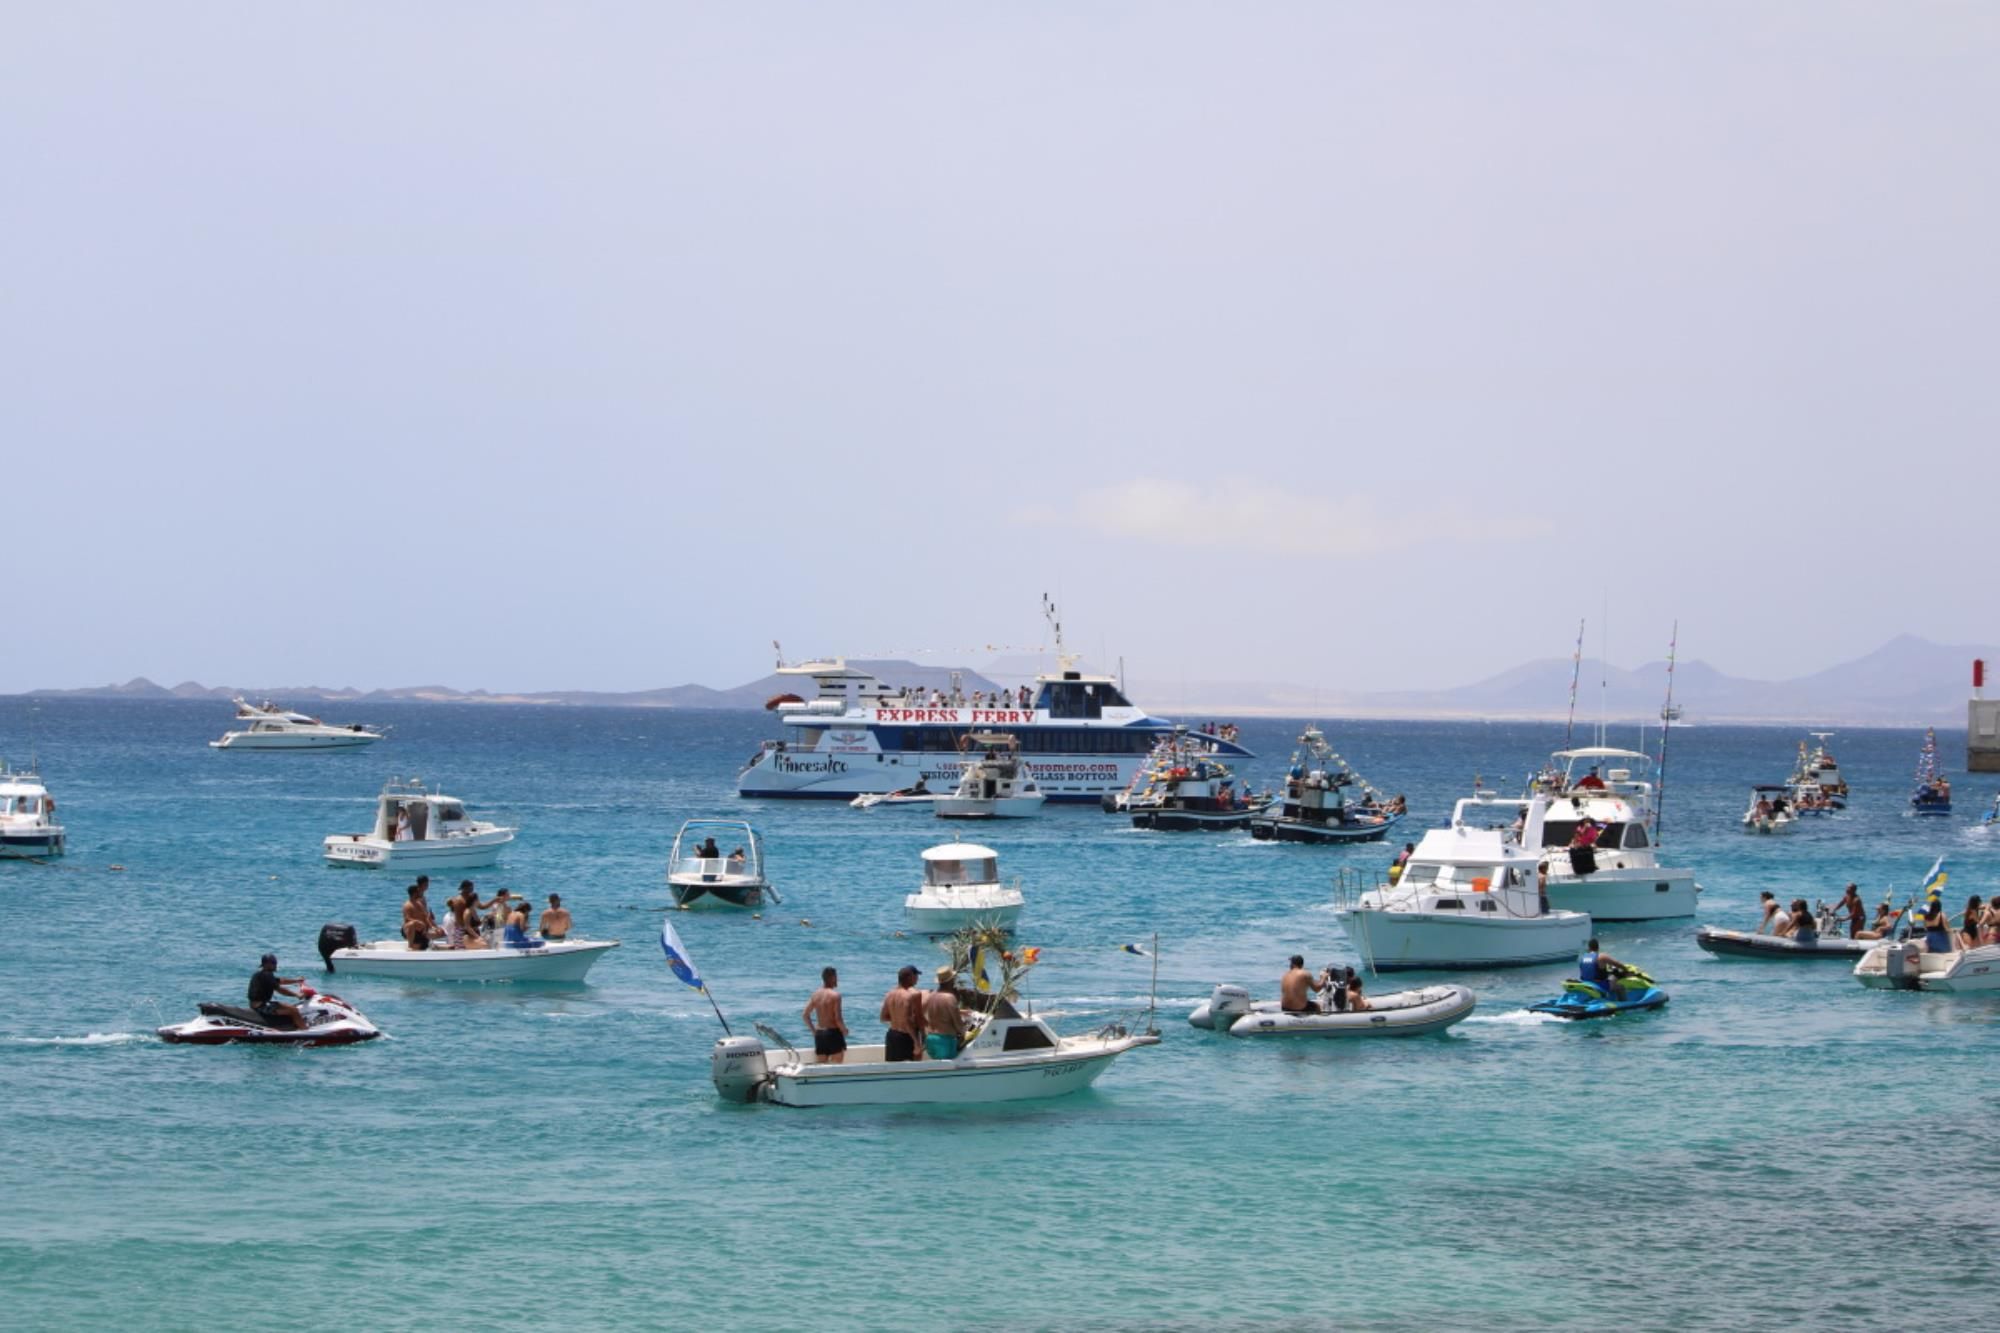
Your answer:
[2,699,1995,1331]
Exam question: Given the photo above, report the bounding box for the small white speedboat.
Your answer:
[324,937,618,983]
[0,762,64,859]
[157,987,381,1046]
[711,1010,1156,1107]
[850,789,940,811]
[667,819,776,910]
[1855,940,2000,993]
[1189,979,1475,1037]
[323,778,515,869]
[903,842,1024,934]
[1741,787,1796,833]
[211,698,386,750]
[933,733,1045,819]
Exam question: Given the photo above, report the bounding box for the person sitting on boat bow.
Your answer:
[401,882,441,950]
[247,953,306,1029]
[1280,955,1329,1015]
[1345,971,1370,1012]
[1778,899,1817,944]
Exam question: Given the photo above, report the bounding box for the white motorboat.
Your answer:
[323,937,618,982]
[1855,940,2000,993]
[903,842,1025,934]
[736,601,1252,804]
[1188,979,1475,1037]
[1741,786,1797,833]
[0,762,65,859]
[1334,794,1591,971]
[850,783,941,810]
[668,820,776,910]
[933,733,1045,819]
[323,778,516,869]
[1529,748,1697,920]
[210,698,386,750]
[711,1008,1157,1107]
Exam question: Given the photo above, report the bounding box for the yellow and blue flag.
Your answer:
[1921,856,1948,903]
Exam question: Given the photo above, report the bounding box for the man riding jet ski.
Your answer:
[157,952,383,1046]
[1528,938,1669,1019]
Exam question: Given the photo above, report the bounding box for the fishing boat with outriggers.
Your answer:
[667,820,776,910]
[1910,728,1952,816]
[1787,732,1848,808]
[1129,745,1265,832]
[737,599,1251,804]
[1248,725,1405,844]
[1529,748,1698,920]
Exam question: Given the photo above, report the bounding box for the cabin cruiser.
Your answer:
[1334,794,1591,970]
[904,842,1024,934]
[318,922,618,983]
[1189,976,1475,1036]
[1250,724,1405,844]
[1741,786,1797,833]
[323,778,516,869]
[933,733,1045,819]
[1910,728,1952,815]
[0,762,64,858]
[736,609,1251,803]
[711,1001,1156,1107]
[210,698,386,750]
[668,820,776,909]
[1855,939,2000,993]
[1787,733,1848,807]
[1528,748,1697,920]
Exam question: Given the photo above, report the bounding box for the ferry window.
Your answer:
[1098,685,1132,708]
[1624,824,1650,848]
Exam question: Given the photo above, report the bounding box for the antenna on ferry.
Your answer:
[1655,621,1679,841]
[1042,592,1075,672]
[772,640,784,669]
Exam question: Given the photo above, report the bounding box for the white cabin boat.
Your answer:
[1334,794,1591,971]
[0,762,64,859]
[711,1008,1156,1107]
[1529,748,1697,920]
[1855,940,2000,993]
[211,698,385,750]
[323,778,516,869]
[668,820,775,910]
[324,938,618,982]
[1741,786,1797,833]
[934,733,1045,819]
[904,842,1025,935]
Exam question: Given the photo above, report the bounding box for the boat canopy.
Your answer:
[1552,747,1652,763]
[922,843,999,885]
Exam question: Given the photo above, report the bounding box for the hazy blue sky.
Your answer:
[5,4,1994,695]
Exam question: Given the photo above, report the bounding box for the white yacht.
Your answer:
[667,820,776,910]
[737,606,1250,804]
[1334,794,1591,971]
[904,842,1025,935]
[211,698,386,750]
[0,762,64,858]
[1530,748,1697,920]
[1855,940,2000,993]
[934,733,1045,820]
[323,778,516,869]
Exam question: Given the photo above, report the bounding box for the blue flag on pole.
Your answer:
[660,917,704,990]
[1921,856,1948,902]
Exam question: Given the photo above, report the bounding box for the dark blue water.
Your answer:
[2,699,1993,1330]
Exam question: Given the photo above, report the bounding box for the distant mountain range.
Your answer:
[16,635,1992,726]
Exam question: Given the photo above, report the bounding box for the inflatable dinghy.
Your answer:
[1695,926,1874,960]
[1188,981,1475,1037]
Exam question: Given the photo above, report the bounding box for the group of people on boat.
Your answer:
[398,876,571,951]
[1279,955,1370,1013]
[688,835,748,869]
[1750,793,1791,822]
[799,963,977,1065]
[1919,894,2000,951]
[900,685,1036,711]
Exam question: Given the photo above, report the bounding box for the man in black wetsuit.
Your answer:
[248,953,306,1029]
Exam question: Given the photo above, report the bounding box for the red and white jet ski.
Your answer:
[157,986,382,1047]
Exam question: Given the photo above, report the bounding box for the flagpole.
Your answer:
[701,986,733,1036]
[1147,932,1159,1035]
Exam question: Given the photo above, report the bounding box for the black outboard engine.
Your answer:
[318,922,359,971]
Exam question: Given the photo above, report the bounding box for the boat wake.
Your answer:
[1461,1009,1560,1028]
[4,1031,144,1047]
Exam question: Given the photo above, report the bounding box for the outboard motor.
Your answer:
[1204,984,1252,1030]
[710,1036,772,1103]
[1882,940,1923,990]
[318,922,359,971]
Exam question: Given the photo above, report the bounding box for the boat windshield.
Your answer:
[436,804,465,822]
[926,856,998,886]
[8,796,40,815]
[1542,820,1646,849]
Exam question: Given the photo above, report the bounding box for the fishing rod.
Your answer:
[1655,621,1678,841]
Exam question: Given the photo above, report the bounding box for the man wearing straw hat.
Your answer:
[922,967,963,1060]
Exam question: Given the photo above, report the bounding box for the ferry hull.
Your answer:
[740,751,1150,804]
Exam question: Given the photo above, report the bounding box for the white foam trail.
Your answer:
[5,1031,143,1047]
[1462,1009,1559,1027]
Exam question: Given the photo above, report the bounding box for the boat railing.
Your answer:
[672,855,754,879]
[1331,865,1398,912]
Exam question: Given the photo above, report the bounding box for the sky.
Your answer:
[4,3,1995,695]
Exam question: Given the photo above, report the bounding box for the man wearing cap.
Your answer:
[879,965,925,1062]
[247,953,306,1029]
[922,967,964,1060]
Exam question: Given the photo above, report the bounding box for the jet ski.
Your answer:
[1528,965,1669,1020]
[157,986,382,1046]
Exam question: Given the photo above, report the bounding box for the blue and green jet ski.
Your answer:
[1528,964,1668,1020]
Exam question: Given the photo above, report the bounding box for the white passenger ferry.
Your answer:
[737,655,1250,804]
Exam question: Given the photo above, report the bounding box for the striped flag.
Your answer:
[1920,856,1948,902]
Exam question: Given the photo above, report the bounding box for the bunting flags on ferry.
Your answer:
[1920,856,1948,903]
[660,917,705,990]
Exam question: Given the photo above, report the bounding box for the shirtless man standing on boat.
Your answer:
[879,965,924,1062]
[804,967,848,1064]
[923,967,964,1059]
[1280,955,1327,1015]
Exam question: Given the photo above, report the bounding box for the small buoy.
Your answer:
[676,904,690,912]
[751,913,762,920]
[799,918,812,927]
[109,864,126,872]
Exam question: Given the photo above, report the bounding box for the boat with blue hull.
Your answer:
[1528,973,1669,1019]
[1250,724,1405,845]
[1910,728,1952,816]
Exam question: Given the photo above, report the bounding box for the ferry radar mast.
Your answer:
[1042,592,1078,675]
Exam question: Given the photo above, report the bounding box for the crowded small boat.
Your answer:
[0,761,64,859]
[210,698,386,750]
[667,820,776,909]
[322,777,516,869]
[1249,724,1406,844]
[1696,889,1888,959]
[1909,728,1952,815]
[1126,732,1266,831]
[1188,964,1475,1037]
[1787,732,1848,808]
[1740,786,1796,833]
